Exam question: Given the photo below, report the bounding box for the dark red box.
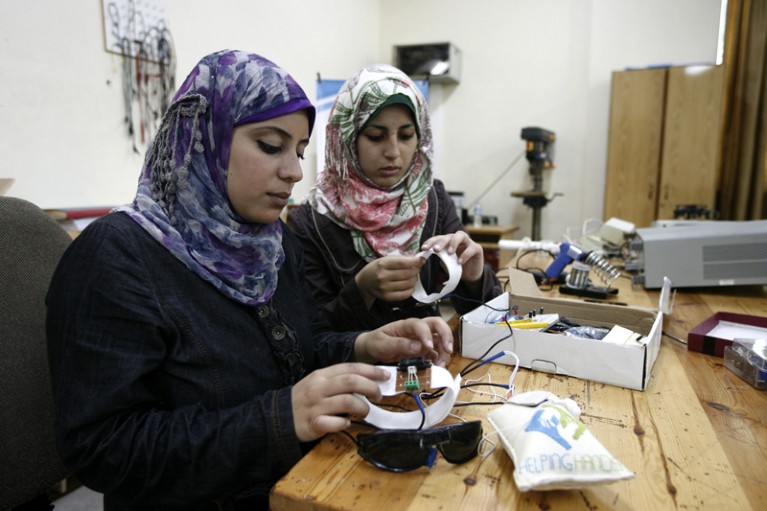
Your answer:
[688,312,767,357]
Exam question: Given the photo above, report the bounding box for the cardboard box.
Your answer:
[460,270,668,391]
[687,312,767,357]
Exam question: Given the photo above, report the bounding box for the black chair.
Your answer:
[0,197,72,510]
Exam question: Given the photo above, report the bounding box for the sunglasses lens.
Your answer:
[354,421,483,471]
[358,432,430,472]
[439,421,482,463]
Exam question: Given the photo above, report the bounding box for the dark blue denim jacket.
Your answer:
[46,212,357,510]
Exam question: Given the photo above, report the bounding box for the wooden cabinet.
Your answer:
[604,65,725,226]
[658,66,725,219]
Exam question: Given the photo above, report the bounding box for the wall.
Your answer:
[378,0,721,240]
[0,0,380,210]
[0,0,721,241]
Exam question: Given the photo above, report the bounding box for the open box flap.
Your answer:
[509,267,673,316]
[659,276,674,315]
[508,268,545,297]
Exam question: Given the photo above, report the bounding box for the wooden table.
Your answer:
[271,276,767,510]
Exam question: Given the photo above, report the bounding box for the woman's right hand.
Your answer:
[291,363,390,442]
[354,255,424,306]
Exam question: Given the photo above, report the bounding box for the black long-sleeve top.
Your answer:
[45,212,357,510]
[287,179,503,331]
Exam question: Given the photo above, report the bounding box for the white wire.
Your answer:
[462,373,503,402]
[501,350,520,398]
[445,350,522,427]
[456,350,521,404]
[478,434,497,459]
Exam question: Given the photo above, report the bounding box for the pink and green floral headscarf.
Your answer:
[118,50,315,305]
[308,64,433,260]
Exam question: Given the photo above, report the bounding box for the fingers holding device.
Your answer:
[291,362,391,442]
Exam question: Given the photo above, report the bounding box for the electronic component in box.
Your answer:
[723,338,767,390]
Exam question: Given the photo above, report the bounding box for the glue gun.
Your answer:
[497,239,620,288]
[498,239,585,283]
[542,242,587,283]
[542,242,621,291]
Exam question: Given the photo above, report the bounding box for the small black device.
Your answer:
[394,43,461,84]
[397,357,432,372]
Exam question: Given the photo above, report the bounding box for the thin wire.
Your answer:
[462,374,504,402]
[663,330,688,345]
[514,249,556,291]
[424,343,520,409]
[421,382,510,403]
[412,393,426,430]
[501,350,520,397]
[469,150,526,208]
[362,319,522,423]
[478,435,497,460]
[452,402,508,408]
[446,290,514,312]
[460,331,513,377]
[462,382,511,391]
[462,350,520,398]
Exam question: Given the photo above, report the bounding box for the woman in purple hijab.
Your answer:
[46,50,452,511]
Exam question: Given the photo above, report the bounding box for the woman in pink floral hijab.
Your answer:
[311,64,433,258]
[288,64,501,331]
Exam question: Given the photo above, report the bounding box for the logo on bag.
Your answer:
[524,404,586,449]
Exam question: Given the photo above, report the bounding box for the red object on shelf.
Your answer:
[61,207,114,219]
[45,207,114,221]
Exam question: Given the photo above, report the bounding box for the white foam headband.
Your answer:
[411,249,462,303]
[359,365,461,430]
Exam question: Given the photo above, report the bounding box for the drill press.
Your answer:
[511,127,559,240]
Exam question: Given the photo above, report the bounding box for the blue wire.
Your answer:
[413,393,426,430]
[471,351,506,369]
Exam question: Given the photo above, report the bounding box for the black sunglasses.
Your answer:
[343,420,483,472]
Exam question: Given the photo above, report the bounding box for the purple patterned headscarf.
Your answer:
[118,50,315,305]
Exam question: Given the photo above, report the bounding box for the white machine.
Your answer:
[630,220,767,289]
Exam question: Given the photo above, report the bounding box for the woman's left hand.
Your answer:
[421,231,485,283]
[353,317,453,367]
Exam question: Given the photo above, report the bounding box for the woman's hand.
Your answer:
[353,316,453,368]
[291,317,453,442]
[421,231,485,287]
[354,255,424,306]
[291,363,390,442]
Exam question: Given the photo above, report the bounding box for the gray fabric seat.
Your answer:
[0,196,72,509]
